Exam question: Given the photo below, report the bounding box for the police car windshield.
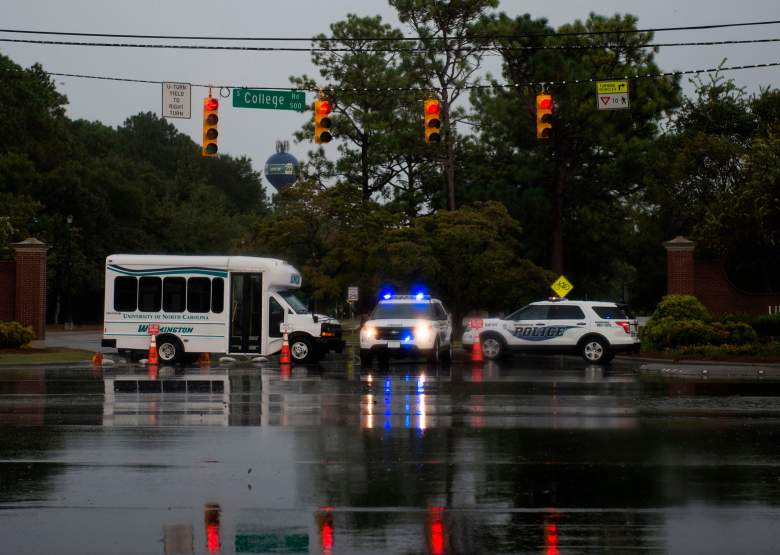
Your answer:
[279,290,309,314]
[372,302,435,320]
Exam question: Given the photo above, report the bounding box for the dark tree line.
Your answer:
[2,3,779,324]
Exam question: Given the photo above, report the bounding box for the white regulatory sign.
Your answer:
[162,82,191,119]
[597,93,630,111]
[347,286,359,302]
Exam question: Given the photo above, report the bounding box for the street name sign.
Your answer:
[233,89,306,112]
[162,82,191,119]
[551,275,574,298]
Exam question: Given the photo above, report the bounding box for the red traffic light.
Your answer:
[538,98,552,110]
[426,101,441,115]
[317,100,332,115]
[205,97,219,111]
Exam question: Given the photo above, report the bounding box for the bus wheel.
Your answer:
[156,336,182,363]
[290,335,315,363]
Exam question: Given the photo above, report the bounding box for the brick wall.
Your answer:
[665,236,780,316]
[11,239,48,339]
[0,260,14,321]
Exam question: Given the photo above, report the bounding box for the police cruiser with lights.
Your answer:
[462,298,640,363]
[102,254,344,364]
[360,292,453,366]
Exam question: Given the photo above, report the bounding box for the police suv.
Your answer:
[461,298,640,363]
[360,293,453,365]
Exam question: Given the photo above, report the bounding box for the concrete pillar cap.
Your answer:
[663,236,696,251]
[11,237,49,252]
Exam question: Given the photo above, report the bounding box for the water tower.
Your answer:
[264,140,300,191]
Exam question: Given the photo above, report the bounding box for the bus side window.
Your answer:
[211,278,224,313]
[187,277,211,313]
[114,276,138,312]
[163,277,186,313]
[138,277,162,312]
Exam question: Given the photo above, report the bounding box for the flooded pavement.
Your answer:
[1,356,780,554]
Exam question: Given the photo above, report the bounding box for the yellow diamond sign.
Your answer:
[551,275,574,298]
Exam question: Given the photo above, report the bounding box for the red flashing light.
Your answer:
[426,101,441,115]
[317,100,332,115]
[539,98,553,110]
[205,97,219,111]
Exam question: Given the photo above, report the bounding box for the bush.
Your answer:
[642,318,722,350]
[649,295,711,322]
[712,321,758,345]
[0,321,36,348]
[751,314,780,337]
[674,341,780,359]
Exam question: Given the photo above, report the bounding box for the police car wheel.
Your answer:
[481,335,503,360]
[290,336,315,362]
[582,338,608,363]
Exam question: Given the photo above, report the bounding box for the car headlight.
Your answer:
[414,323,432,341]
[362,325,377,339]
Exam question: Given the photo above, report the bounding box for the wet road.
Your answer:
[1,355,780,554]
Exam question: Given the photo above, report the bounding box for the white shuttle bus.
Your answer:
[102,254,344,363]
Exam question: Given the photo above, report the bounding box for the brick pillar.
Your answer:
[12,238,49,340]
[664,236,696,296]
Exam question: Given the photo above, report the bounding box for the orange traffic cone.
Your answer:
[148,334,159,365]
[470,332,484,363]
[198,352,211,366]
[91,352,103,366]
[280,331,291,365]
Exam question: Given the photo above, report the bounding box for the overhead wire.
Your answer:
[3,60,779,92]
[1,36,780,53]
[1,19,780,41]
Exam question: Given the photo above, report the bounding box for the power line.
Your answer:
[2,36,780,53]
[2,19,780,41]
[4,60,778,92]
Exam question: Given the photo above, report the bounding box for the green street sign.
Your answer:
[232,89,306,112]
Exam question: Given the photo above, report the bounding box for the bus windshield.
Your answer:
[279,290,310,314]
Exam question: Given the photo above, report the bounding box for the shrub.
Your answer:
[751,314,780,337]
[649,295,711,322]
[711,321,758,345]
[642,317,722,351]
[0,321,36,348]
[674,341,780,359]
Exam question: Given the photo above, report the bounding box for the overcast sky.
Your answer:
[3,0,780,187]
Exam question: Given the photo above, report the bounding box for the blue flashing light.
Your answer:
[403,335,412,343]
[415,292,424,301]
[383,292,392,300]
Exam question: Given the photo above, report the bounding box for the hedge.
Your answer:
[0,321,36,348]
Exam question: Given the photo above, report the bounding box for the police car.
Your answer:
[461,298,640,363]
[360,293,453,365]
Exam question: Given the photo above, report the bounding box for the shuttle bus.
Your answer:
[102,254,344,363]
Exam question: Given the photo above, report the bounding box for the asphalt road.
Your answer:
[1,354,780,554]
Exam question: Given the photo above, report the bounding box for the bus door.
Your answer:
[229,273,263,353]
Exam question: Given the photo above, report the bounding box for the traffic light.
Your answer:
[424,99,442,144]
[536,93,553,139]
[202,96,219,157]
[314,99,332,144]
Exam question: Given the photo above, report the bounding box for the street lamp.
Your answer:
[65,214,73,330]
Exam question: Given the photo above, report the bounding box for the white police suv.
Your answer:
[360,293,453,365]
[461,298,640,364]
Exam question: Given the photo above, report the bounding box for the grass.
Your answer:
[0,347,94,365]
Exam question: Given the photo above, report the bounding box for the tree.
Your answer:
[390,0,499,210]
[467,12,680,299]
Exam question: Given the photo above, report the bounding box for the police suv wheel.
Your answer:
[481,335,503,360]
[582,338,608,363]
[290,336,315,363]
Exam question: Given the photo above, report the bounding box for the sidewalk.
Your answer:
[30,328,106,353]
